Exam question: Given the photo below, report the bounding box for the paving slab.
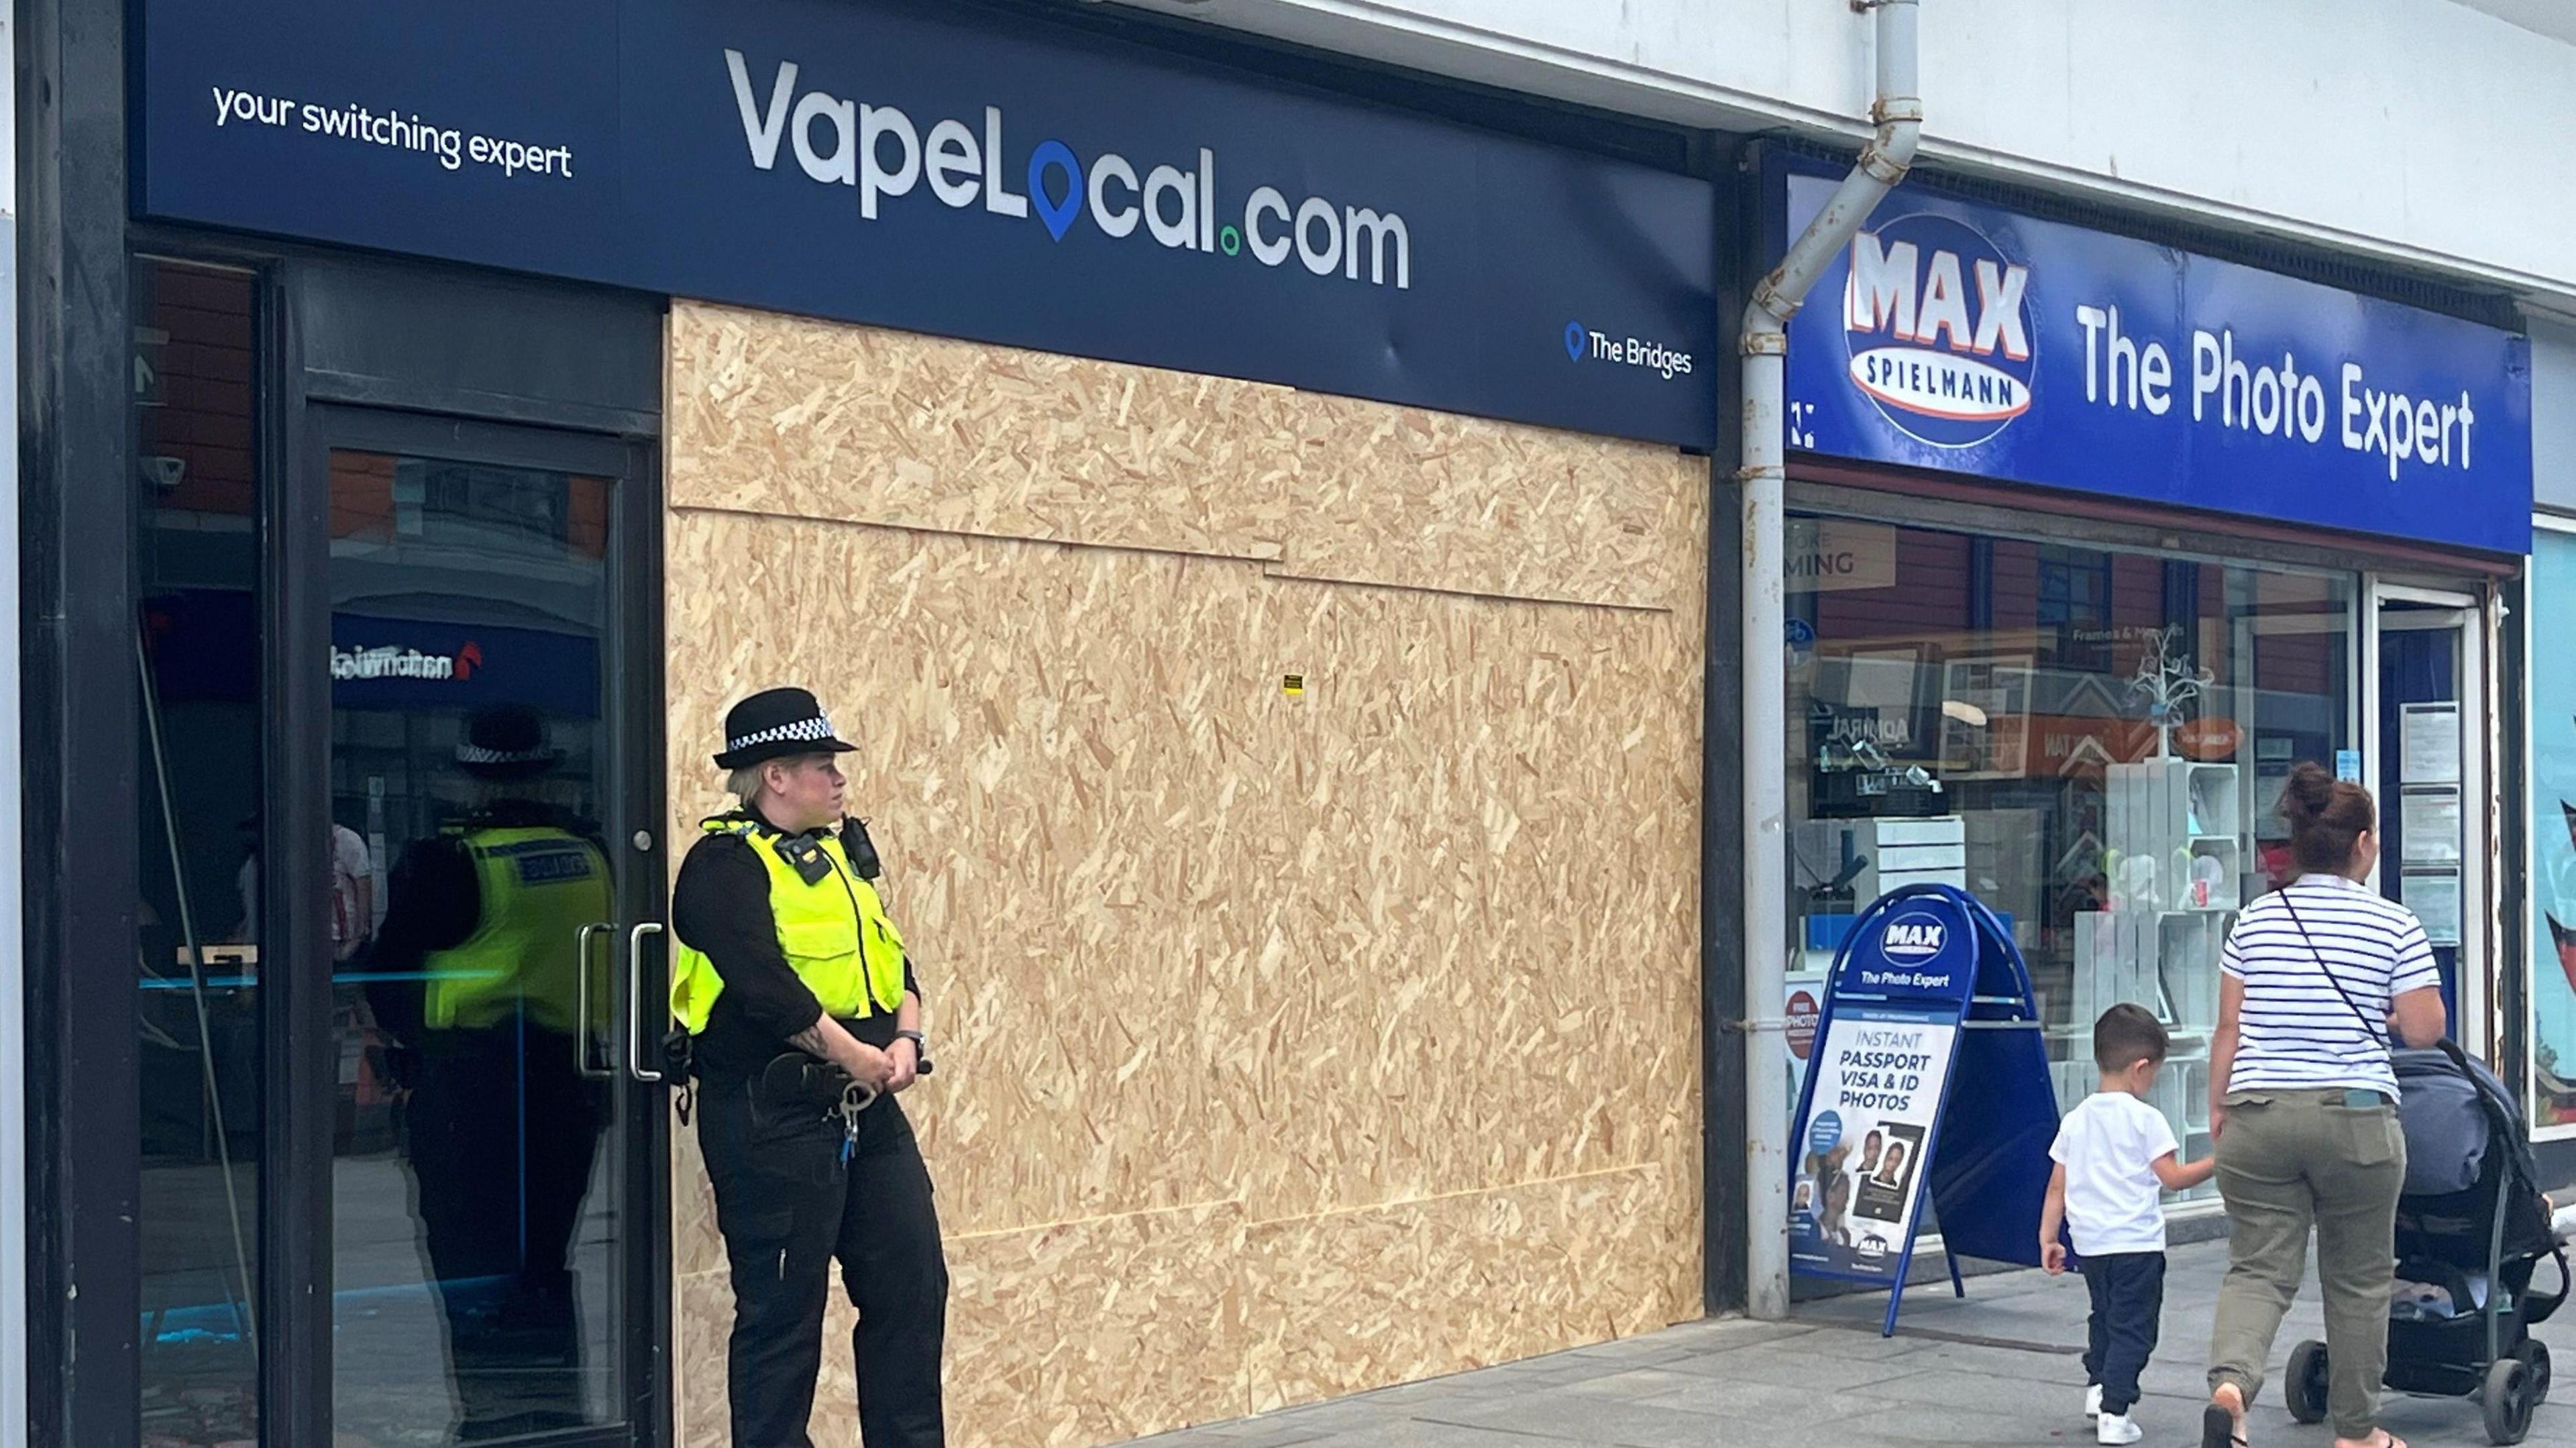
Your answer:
[1112,1239,2576,1448]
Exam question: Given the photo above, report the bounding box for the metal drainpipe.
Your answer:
[1740,0,1920,1321]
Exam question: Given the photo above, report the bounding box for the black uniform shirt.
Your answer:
[669,807,919,1080]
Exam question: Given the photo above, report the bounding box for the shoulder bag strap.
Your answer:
[2275,889,2392,1053]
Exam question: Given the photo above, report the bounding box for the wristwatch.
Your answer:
[894,1028,933,1075]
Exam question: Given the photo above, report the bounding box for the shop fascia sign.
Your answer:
[1842,222,2480,484]
[726,52,1413,290]
[132,0,1723,451]
[331,640,482,682]
[1779,160,2532,554]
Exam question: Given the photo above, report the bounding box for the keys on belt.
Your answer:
[837,1078,877,1165]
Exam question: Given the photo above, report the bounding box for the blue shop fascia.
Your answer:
[1756,150,2542,1204]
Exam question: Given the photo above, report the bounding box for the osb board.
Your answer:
[665,298,1709,1443]
[678,1202,1249,1448]
[1242,1164,1690,1413]
[665,301,1701,612]
[943,1203,1250,1448]
[676,1175,1695,1448]
[666,510,1703,1235]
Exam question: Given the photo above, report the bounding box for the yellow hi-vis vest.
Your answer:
[421,824,614,1035]
[669,816,907,1035]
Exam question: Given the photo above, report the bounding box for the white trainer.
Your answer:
[2083,1384,2103,1420]
[2096,1412,2143,1445]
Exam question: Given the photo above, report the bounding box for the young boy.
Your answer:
[2041,1003,2216,1446]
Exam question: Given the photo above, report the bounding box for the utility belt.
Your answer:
[753,1051,866,1119]
[748,1052,881,1168]
[662,1026,933,1129]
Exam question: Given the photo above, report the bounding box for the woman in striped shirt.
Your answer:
[2201,764,2447,1448]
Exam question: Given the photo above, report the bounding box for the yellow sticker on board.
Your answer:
[1282,673,1305,696]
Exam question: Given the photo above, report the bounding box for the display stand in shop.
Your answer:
[2063,758,2239,1173]
[1788,884,2060,1335]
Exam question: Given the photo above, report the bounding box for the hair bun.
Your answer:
[2280,761,2336,822]
[2279,761,2377,872]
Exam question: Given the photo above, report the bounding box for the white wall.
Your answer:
[1118,0,2576,306]
[2534,320,2576,514]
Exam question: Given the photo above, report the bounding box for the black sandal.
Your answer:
[2202,1402,2249,1448]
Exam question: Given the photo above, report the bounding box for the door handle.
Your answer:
[574,922,614,1079]
[627,922,667,1083]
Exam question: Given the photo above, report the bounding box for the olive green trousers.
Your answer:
[2206,1089,2406,1441]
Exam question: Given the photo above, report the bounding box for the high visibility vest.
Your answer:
[421,824,614,1035]
[670,816,907,1034]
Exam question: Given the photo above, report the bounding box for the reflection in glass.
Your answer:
[329,451,619,1443]
[1782,514,2354,1203]
[136,259,265,1447]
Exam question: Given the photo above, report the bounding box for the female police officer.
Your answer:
[670,687,945,1448]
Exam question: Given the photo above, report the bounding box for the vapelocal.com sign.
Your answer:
[724,51,1413,288]
[139,0,1718,448]
[1777,160,2532,553]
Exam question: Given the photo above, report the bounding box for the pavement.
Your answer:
[1118,1239,2576,1448]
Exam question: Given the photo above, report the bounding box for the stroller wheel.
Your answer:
[2285,1340,2328,1425]
[2520,1339,2553,1405]
[2483,1355,2536,1445]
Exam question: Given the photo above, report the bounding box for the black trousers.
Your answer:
[698,1073,949,1448]
[2081,1249,2166,1416]
[407,1024,605,1441]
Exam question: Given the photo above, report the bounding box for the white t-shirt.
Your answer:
[2049,1091,2180,1256]
[235,824,376,959]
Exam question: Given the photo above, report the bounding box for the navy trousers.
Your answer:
[2082,1250,2167,1416]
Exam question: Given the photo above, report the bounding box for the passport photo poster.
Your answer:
[1790,1013,1957,1279]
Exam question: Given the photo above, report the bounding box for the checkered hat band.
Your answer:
[458,743,555,765]
[727,714,837,754]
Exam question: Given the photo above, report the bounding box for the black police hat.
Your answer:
[714,687,857,771]
[455,704,564,779]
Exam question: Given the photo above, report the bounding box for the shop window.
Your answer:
[136,258,264,1447]
[1785,510,2355,1202]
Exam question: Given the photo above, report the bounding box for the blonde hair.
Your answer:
[727,765,766,807]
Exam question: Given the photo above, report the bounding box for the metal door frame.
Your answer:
[2363,577,2493,1060]
[291,403,668,1448]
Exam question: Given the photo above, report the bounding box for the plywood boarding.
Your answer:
[667,302,1697,612]
[666,302,1707,1448]
[1244,1164,1686,1412]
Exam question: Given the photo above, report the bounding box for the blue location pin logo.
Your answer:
[1028,140,1083,242]
[1564,321,1587,361]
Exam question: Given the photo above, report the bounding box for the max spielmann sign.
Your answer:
[138,0,1719,447]
[1777,162,2533,554]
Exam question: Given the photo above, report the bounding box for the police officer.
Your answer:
[671,687,946,1448]
[370,703,612,1441]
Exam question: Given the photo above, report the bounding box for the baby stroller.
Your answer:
[2284,1041,2569,1444]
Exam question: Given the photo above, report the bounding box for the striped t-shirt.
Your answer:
[2218,873,2439,1099]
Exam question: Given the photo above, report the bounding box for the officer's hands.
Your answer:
[887,1037,921,1093]
[839,1040,896,1093]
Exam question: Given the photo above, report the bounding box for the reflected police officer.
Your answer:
[370,703,612,1440]
[671,687,946,1448]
